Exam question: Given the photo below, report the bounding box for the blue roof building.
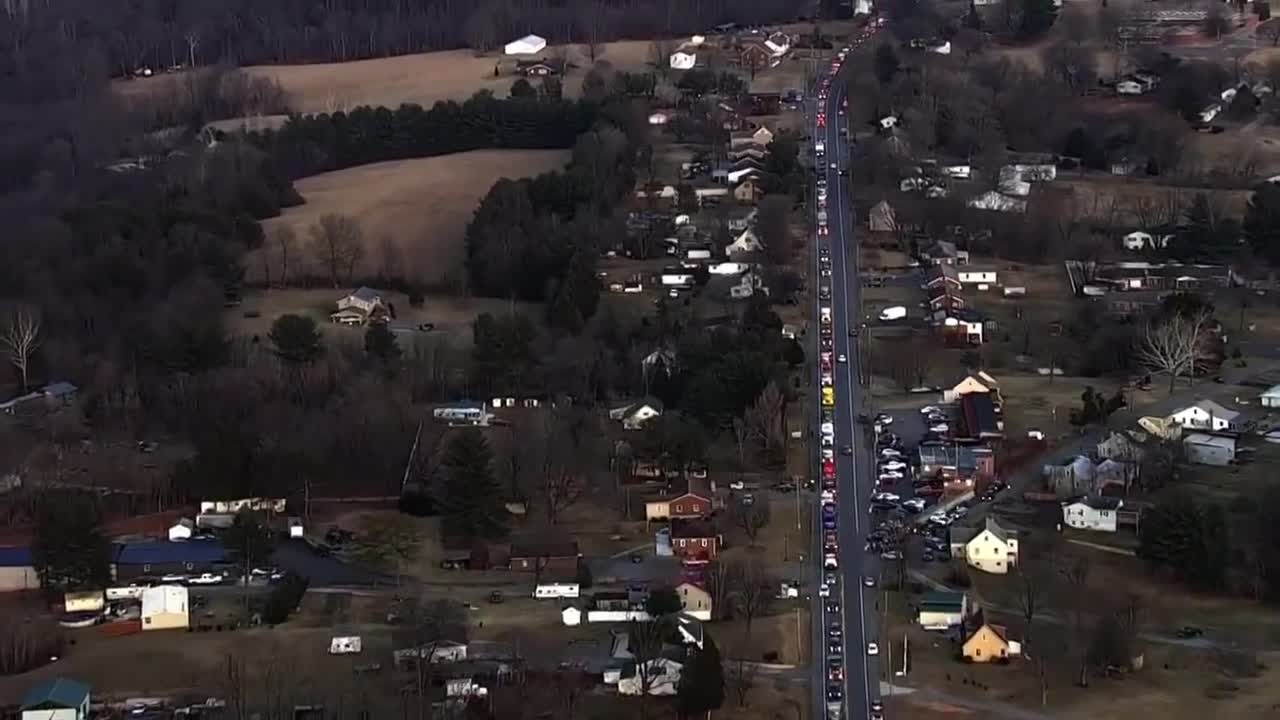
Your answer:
[114,541,227,566]
[0,546,33,567]
[21,677,90,719]
[0,546,39,591]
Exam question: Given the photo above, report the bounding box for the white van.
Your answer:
[878,306,906,321]
[329,636,363,655]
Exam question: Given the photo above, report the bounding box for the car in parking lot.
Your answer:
[879,460,907,471]
[878,470,905,481]
[872,491,899,502]
[901,497,927,513]
[874,413,893,425]
[928,423,950,434]
[879,448,902,459]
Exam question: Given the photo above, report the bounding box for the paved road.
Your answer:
[809,27,886,720]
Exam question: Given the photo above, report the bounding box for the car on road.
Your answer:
[823,459,835,477]
[818,582,830,598]
[822,387,835,407]
[825,599,840,614]
[872,493,900,504]
[919,405,940,415]
[875,413,893,425]
[822,372,834,386]
[837,354,847,363]
[821,434,834,447]
[829,161,838,170]
[826,684,844,703]
[827,621,842,639]
[821,421,834,435]
[821,489,836,503]
[822,448,834,460]
[827,639,842,656]
[827,658,844,681]
[880,550,902,560]
[160,573,188,583]
[867,642,880,656]
[863,575,877,588]
[824,553,839,569]
[840,445,853,455]
[928,423,950,433]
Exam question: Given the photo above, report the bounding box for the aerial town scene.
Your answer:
[2,0,1280,718]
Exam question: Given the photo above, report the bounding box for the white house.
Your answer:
[660,272,694,287]
[726,228,763,256]
[618,658,682,695]
[1261,384,1280,408]
[330,286,385,325]
[534,582,580,599]
[1062,496,1123,532]
[609,399,663,430]
[504,34,547,55]
[167,518,194,541]
[957,268,997,286]
[1169,400,1240,433]
[942,371,999,403]
[951,518,1018,574]
[917,592,968,630]
[141,585,189,631]
[1116,80,1144,95]
[676,582,712,621]
[670,51,697,70]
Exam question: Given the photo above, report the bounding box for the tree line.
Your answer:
[246,94,600,179]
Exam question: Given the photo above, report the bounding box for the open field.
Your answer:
[1053,176,1254,225]
[254,149,570,285]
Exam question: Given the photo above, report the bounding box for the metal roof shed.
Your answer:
[504,34,547,55]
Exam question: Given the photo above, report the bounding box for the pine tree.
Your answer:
[1019,0,1058,37]
[1244,183,1280,265]
[31,497,111,594]
[269,314,323,365]
[963,0,983,28]
[677,633,725,718]
[436,429,507,541]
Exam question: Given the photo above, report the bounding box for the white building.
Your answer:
[1123,231,1153,250]
[20,678,91,720]
[534,582,580,599]
[141,585,189,631]
[726,228,764,256]
[1117,80,1144,95]
[1169,400,1240,433]
[609,399,663,430]
[561,606,583,626]
[1261,384,1280,408]
[942,371,999,403]
[951,518,1018,575]
[957,268,997,286]
[670,51,697,70]
[618,658,682,695]
[1061,497,1123,532]
[168,518,194,541]
[1183,433,1237,466]
[504,34,547,55]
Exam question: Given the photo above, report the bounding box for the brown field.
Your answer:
[1052,176,1253,225]
[254,149,570,284]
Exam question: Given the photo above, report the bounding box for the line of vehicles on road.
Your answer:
[814,26,887,720]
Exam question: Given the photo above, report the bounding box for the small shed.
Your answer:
[141,585,189,630]
[168,518,194,541]
[21,678,90,720]
[504,34,547,55]
[562,606,582,626]
[1183,433,1236,466]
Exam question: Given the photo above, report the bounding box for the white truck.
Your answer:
[815,140,826,155]
[821,306,832,325]
[878,305,906,321]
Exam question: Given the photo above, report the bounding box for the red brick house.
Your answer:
[644,476,715,521]
[670,519,721,563]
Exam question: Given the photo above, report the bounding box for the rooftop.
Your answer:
[1183,432,1237,449]
[0,546,32,567]
[114,541,227,565]
[1066,496,1124,511]
[509,540,580,559]
[1184,399,1240,421]
[919,591,965,611]
[670,518,717,538]
[21,678,90,710]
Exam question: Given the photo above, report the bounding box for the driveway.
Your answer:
[272,539,389,587]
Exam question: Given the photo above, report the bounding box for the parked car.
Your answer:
[879,460,907,471]
[188,572,224,586]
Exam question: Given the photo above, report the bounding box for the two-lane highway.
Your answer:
[810,22,886,720]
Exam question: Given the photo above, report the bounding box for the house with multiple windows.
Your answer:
[950,517,1018,575]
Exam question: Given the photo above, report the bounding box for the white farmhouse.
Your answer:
[1062,496,1123,532]
[1169,400,1240,433]
[951,518,1018,575]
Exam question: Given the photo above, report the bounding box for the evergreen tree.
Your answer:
[1138,489,1229,591]
[1019,0,1058,37]
[436,429,507,541]
[1244,183,1280,265]
[509,78,537,99]
[677,633,725,718]
[471,312,538,395]
[269,313,323,365]
[645,586,683,616]
[873,44,900,86]
[364,321,402,362]
[31,496,111,594]
[963,0,983,28]
[1170,193,1239,263]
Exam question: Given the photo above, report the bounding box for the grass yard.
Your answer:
[254,149,570,285]
[226,287,538,347]
[1053,176,1253,226]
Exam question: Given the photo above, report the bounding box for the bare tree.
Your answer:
[728,558,773,638]
[183,28,201,68]
[729,498,771,545]
[534,412,585,524]
[705,559,731,621]
[350,512,421,586]
[1137,310,1215,393]
[745,381,786,451]
[1,308,40,393]
[308,213,365,288]
[1058,555,1093,688]
[629,618,668,719]
[732,416,749,466]
[725,656,758,706]
[884,338,935,391]
[272,225,297,288]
